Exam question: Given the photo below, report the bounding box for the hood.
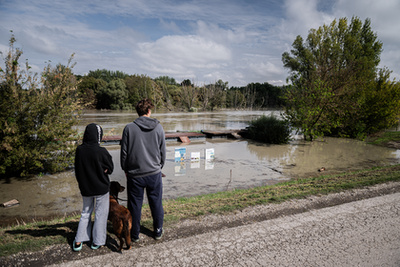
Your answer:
[82,123,103,145]
[134,116,159,131]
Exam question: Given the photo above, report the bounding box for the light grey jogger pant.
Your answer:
[75,192,109,246]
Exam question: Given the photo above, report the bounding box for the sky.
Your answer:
[0,0,399,87]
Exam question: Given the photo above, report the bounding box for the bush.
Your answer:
[0,34,83,177]
[246,115,291,144]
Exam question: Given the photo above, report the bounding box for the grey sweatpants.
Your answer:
[75,192,109,246]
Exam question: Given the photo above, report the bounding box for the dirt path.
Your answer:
[2,181,400,266]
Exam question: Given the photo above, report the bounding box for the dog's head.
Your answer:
[110,181,125,198]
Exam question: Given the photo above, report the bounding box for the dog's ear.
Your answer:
[119,185,125,192]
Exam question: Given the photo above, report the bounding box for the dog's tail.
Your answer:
[124,216,132,249]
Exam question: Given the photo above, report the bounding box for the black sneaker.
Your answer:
[155,228,164,240]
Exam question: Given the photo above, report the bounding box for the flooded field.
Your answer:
[1,110,399,226]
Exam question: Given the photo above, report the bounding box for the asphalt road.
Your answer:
[49,191,400,267]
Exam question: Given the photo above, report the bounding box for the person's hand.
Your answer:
[104,169,108,173]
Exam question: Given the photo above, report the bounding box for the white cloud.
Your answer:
[1,0,399,86]
[195,20,247,45]
[275,0,400,82]
[136,34,231,80]
[332,0,400,80]
[334,0,400,43]
[279,0,334,42]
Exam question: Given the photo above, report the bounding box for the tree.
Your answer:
[198,80,228,111]
[180,79,198,111]
[166,84,183,109]
[208,80,227,111]
[154,76,177,86]
[228,83,284,109]
[252,82,284,107]
[96,78,129,110]
[226,88,245,109]
[283,79,335,140]
[362,69,400,134]
[77,76,106,108]
[124,74,162,109]
[0,34,83,177]
[281,17,398,140]
[244,83,257,110]
[198,84,212,110]
[154,78,174,110]
[87,69,129,83]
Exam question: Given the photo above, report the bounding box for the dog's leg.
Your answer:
[125,218,132,250]
[113,220,124,251]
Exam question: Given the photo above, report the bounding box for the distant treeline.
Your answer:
[76,69,286,111]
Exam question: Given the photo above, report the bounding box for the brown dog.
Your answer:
[109,181,132,251]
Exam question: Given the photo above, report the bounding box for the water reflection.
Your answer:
[1,110,399,226]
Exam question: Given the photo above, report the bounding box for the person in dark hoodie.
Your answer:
[120,99,166,242]
[73,123,113,252]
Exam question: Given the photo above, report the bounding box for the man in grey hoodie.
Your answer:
[120,99,166,242]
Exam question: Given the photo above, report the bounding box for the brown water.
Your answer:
[1,110,399,226]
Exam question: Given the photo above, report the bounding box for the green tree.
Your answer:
[154,76,179,110]
[283,79,335,140]
[154,76,177,86]
[209,80,227,111]
[252,82,284,107]
[226,88,245,109]
[124,74,162,109]
[362,69,400,134]
[87,69,129,83]
[228,83,284,109]
[77,76,106,108]
[0,34,83,177]
[167,84,183,109]
[180,79,198,111]
[281,17,398,140]
[96,78,129,110]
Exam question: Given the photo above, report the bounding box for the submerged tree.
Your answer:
[282,17,400,140]
[0,34,83,177]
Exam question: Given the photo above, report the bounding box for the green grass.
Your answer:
[161,164,400,218]
[367,131,400,146]
[2,164,400,257]
[0,216,78,257]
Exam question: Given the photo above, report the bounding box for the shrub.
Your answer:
[0,34,83,177]
[246,115,291,144]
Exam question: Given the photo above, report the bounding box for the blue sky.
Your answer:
[1,0,399,87]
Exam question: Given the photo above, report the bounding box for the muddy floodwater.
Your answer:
[1,110,400,226]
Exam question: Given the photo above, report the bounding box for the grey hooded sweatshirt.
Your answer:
[120,116,166,177]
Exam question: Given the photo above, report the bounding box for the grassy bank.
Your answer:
[1,164,400,257]
[366,131,400,147]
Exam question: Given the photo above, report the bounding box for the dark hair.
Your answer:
[136,99,154,116]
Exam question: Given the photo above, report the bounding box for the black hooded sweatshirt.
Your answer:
[75,123,114,196]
